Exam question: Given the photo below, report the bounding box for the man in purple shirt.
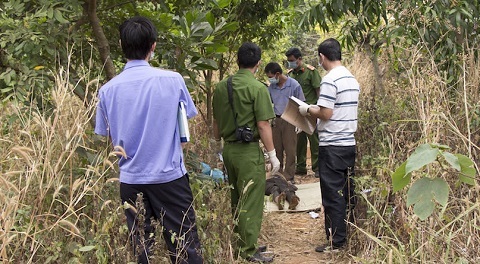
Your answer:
[95,16,202,263]
[265,62,305,183]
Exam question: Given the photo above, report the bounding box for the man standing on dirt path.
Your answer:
[264,62,305,184]
[212,42,279,263]
[298,38,359,252]
[95,16,203,263]
[285,47,321,178]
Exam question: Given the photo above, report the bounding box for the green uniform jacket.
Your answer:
[213,69,275,142]
[288,64,321,104]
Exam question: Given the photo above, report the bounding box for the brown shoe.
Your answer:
[275,192,286,210]
[288,195,300,210]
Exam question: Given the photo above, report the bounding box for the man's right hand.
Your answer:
[267,150,280,174]
[298,104,311,116]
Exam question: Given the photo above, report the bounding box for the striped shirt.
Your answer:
[316,66,359,146]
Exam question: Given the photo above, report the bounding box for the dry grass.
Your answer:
[1,43,479,263]
[0,65,124,262]
[346,43,480,264]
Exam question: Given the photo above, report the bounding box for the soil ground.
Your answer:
[258,148,353,263]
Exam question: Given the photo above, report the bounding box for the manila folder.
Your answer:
[280,96,317,135]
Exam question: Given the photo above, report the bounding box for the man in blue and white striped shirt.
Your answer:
[298,38,359,253]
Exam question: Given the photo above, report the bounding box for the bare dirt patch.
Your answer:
[259,160,353,263]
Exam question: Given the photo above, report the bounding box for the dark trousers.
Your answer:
[265,175,298,203]
[318,146,356,247]
[120,175,203,264]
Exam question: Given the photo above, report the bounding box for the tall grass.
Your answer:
[0,65,128,262]
[350,42,480,263]
[0,61,243,263]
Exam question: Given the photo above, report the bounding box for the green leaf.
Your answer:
[455,154,476,185]
[221,22,238,31]
[407,177,449,220]
[216,0,232,8]
[430,143,450,150]
[185,11,194,27]
[412,195,435,221]
[405,144,439,175]
[192,58,218,70]
[391,161,411,192]
[78,245,96,252]
[53,9,69,24]
[442,151,460,171]
[191,22,211,38]
[1,87,14,93]
[47,8,54,19]
[205,42,229,53]
[205,12,215,28]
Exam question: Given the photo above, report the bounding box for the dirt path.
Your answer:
[259,165,352,263]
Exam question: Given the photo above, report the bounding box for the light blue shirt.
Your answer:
[268,76,305,116]
[95,60,198,184]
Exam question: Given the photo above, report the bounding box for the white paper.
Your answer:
[178,102,190,142]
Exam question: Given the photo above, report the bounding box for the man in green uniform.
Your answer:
[212,42,280,263]
[285,47,322,178]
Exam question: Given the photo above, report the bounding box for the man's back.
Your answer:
[212,69,273,142]
[95,60,197,184]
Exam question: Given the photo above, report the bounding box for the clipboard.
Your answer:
[280,96,318,135]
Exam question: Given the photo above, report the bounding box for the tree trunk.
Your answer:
[84,0,116,81]
[363,41,384,97]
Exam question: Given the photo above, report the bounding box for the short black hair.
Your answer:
[318,38,342,61]
[285,47,302,59]
[119,16,158,60]
[264,62,283,75]
[237,42,261,68]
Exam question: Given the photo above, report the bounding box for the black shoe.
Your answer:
[314,170,320,178]
[246,252,273,263]
[257,245,267,253]
[315,244,344,253]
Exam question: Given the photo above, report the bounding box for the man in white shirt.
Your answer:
[298,38,360,253]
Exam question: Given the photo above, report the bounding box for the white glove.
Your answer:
[295,127,303,134]
[267,149,280,174]
[298,104,311,116]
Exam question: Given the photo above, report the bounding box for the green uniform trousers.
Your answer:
[223,141,266,259]
[296,130,319,174]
